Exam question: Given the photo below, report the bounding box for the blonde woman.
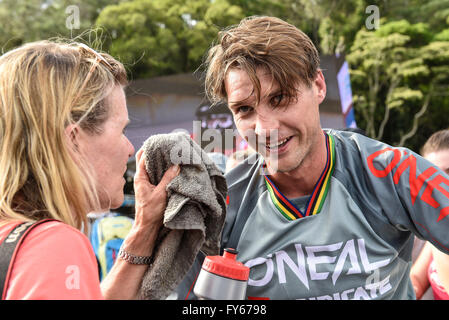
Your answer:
[0,40,179,299]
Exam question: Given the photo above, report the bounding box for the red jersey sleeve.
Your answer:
[2,220,104,300]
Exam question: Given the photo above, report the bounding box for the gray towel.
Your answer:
[139,132,227,300]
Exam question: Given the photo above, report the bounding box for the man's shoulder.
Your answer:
[325,128,399,170]
[225,152,263,190]
[325,128,382,150]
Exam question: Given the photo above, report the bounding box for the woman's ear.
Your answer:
[64,124,79,150]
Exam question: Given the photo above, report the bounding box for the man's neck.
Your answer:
[266,136,328,199]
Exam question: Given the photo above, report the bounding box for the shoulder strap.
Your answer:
[223,179,265,252]
[222,159,266,252]
[225,205,253,252]
[0,219,55,299]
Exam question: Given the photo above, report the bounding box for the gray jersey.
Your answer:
[222,129,449,300]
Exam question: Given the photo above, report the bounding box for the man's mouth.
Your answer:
[265,136,293,151]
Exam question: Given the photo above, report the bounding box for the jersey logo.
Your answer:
[367,148,449,222]
[244,238,392,300]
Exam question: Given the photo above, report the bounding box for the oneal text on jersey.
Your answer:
[243,238,394,300]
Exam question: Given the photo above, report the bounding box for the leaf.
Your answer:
[421,41,449,63]
[434,29,449,41]
[387,87,423,109]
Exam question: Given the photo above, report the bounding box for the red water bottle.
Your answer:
[193,248,250,300]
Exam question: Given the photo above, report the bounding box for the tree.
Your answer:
[347,20,449,149]
[95,0,244,79]
[0,0,122,52]
[229,0,368,55]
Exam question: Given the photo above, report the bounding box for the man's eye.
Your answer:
[236,105,253,114]
[271,94,284,107]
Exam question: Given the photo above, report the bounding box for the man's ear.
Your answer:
[314,69,327,104]
[64,124,79,150]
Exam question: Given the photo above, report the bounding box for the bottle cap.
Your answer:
[201,248,250,281]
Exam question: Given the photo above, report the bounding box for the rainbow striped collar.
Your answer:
[263,132,336,221]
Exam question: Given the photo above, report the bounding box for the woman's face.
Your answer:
[76,85,135,210]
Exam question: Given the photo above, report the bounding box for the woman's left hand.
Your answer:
[133,148,179,228]
[101,149,179,299]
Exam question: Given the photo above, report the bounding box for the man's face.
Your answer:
[225,67,326,173]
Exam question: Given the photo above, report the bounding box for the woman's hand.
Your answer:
[120,148,179,257]
[133,148,179,228]
[101,149,179,299]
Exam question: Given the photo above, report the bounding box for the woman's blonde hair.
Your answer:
[0,40,127,230]
[205,16,320,106]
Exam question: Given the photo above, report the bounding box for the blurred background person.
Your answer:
[410,129,449,300]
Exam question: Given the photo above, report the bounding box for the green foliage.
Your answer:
[375,20,432,46]
[95,0,244,78]
[0,0,121,52]
[435,29,449,41]
[316,0,366,54]
[387,87,423,110]
[1,0,449,150]
[348,18,449,150]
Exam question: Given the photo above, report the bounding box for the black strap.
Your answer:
[225,207,253,252]
[223,182,263,252]
[0,219,54,299]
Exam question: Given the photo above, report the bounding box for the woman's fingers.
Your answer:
[134,149,149,184]
[134,148,179,188]
[133,147,180,226]
[154,165,180,196]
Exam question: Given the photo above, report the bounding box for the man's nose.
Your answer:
[254,107,280,137]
